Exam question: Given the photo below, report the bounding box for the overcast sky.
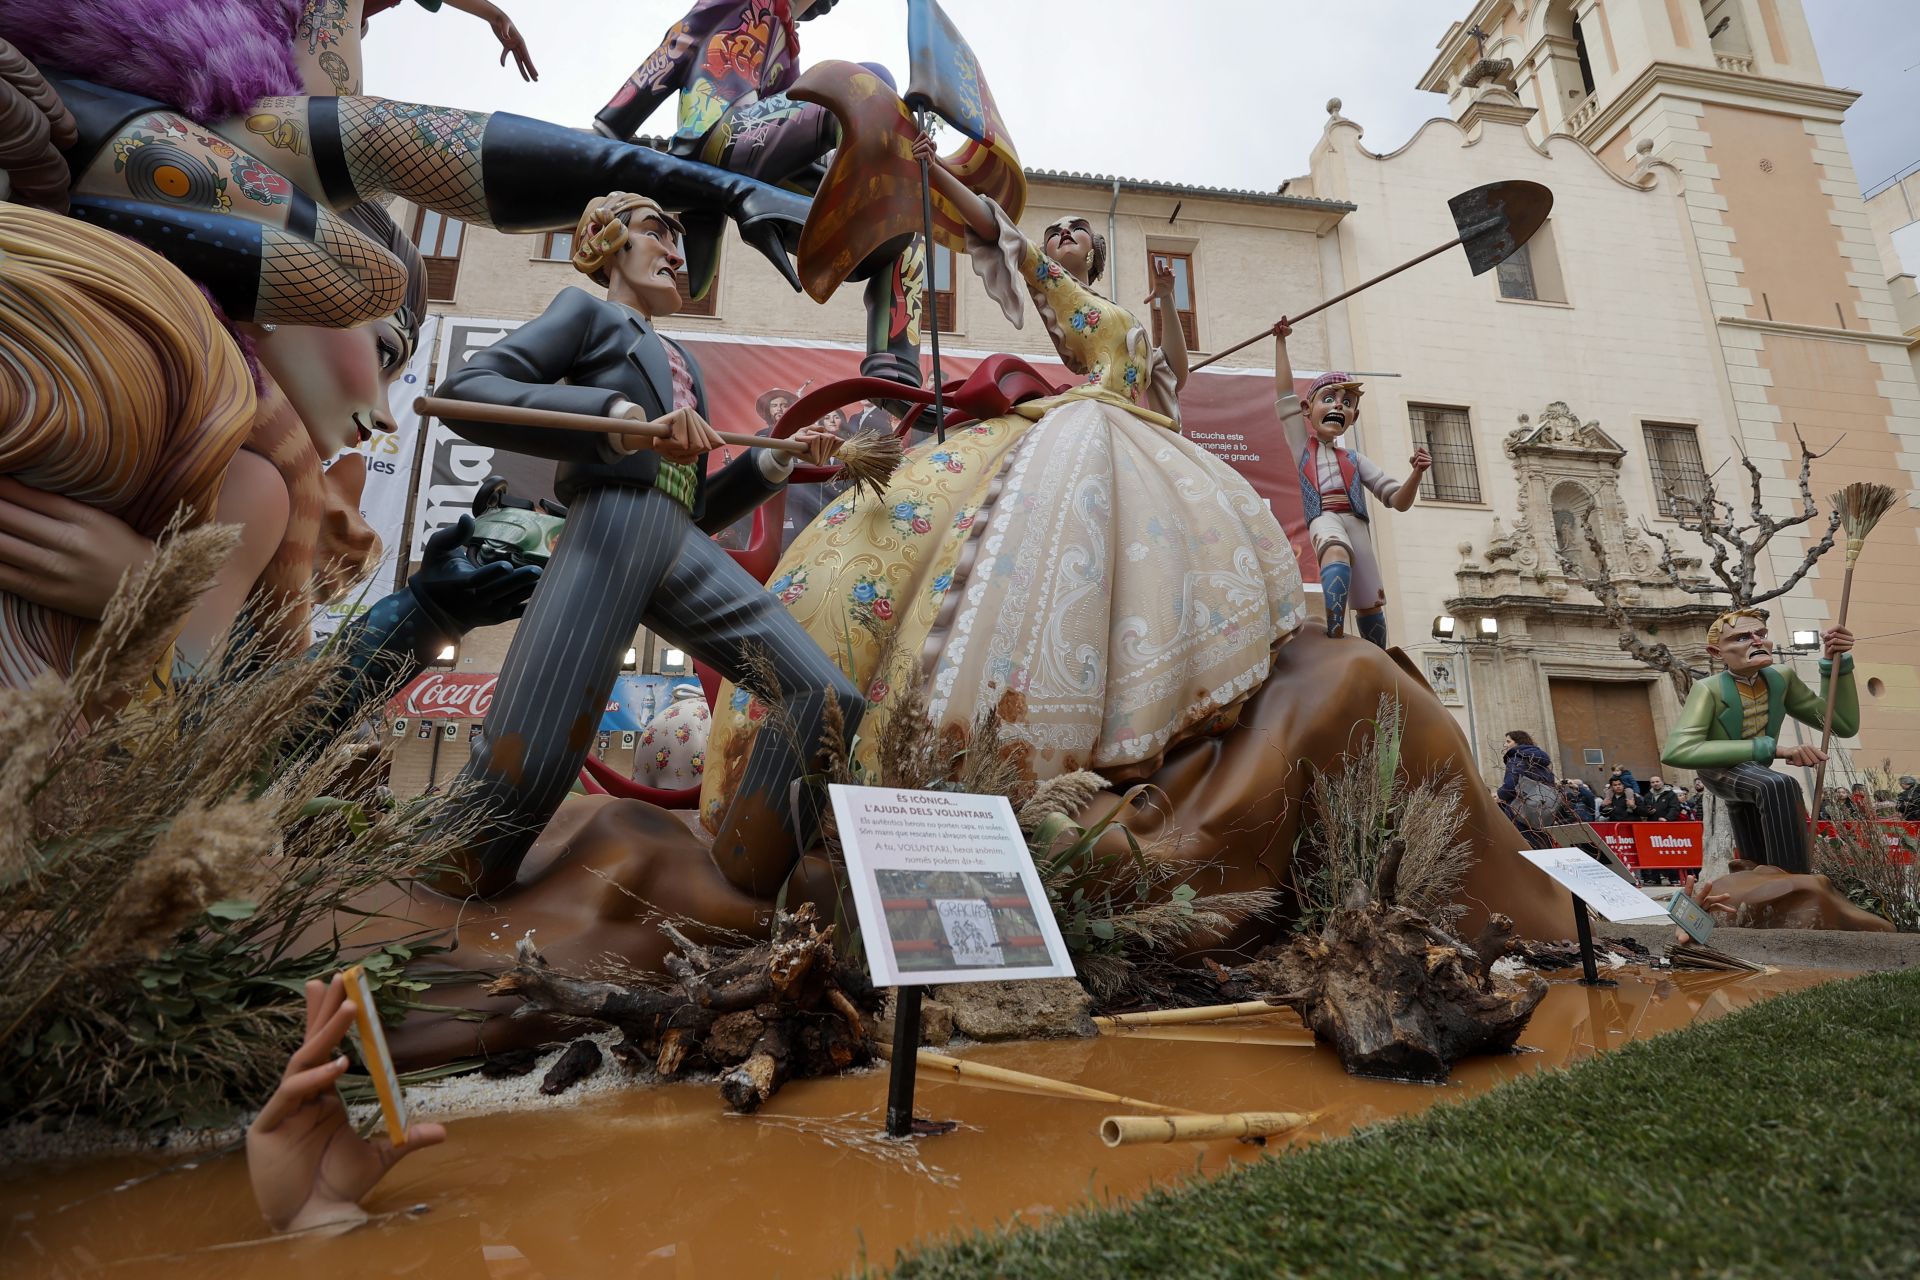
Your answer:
[365,0,1917,195]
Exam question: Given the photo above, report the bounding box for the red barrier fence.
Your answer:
[1815,820,1919,864]
[1584,819,1917,880]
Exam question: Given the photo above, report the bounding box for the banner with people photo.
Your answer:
[410,322,1318,581]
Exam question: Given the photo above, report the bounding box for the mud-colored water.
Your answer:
[0,968,1840,1278]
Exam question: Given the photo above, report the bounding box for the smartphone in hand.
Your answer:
[342,964,410,1146]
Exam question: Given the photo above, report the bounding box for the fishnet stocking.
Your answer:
[336,96,491,225]
[256,208,407,326]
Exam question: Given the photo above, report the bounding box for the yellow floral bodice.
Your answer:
[1016,238,1155,403]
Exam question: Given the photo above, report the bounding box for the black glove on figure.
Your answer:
[303,516,541,745]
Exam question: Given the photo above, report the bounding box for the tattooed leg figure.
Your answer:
[594,0,924,388]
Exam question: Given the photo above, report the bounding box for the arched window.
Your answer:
[1570,20,1597,96]
[1701,0,1754,56]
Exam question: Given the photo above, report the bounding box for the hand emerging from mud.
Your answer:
[1673,873,1733,945]
[247,975,446,1235]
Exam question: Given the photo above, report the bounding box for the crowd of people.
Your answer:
[1495,732,1717,843]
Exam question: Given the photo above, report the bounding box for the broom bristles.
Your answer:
[1830,482,1899,561]
[832,428,906,503]
[1831,482,1898,538]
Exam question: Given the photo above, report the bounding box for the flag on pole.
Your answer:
[905,0,1005,146]
[902,0,1025,234]
[788,6,1024,300]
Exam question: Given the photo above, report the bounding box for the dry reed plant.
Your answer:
[1291,695,1473,932]
[0,526,482,1129]
[1809,761,1919,932]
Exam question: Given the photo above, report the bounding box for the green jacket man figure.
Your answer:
[1661,608,1856,873]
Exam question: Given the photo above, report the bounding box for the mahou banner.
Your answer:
[413,326,1318,582]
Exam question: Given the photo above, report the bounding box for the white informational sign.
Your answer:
[828,784,1074,987]
[312,314,442,642]
[1520,848,1670,922]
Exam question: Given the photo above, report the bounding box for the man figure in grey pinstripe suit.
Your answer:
[1661,609,1856,874]
[433,191,854,898]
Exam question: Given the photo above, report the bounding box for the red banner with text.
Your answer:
[1588,822,1704,870]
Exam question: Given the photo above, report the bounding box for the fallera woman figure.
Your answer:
[701,132,1305,810]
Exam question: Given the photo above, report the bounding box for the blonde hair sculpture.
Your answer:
[571,192,685,286]
[1705,607,1769,651]
[0,205,257,686]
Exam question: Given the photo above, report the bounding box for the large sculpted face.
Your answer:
[1709,615,1774,680]
[1305,381,1362,445]
[610,213,687,317]
[251,313,413,459]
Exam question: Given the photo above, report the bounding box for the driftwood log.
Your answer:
[485,904,879,1111]
[1248,908,1546,1082]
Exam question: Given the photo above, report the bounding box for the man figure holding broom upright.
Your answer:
[432,192,858,899]
[1660,609,1855,873]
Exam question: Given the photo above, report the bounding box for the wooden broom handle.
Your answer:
[1808,561,1857,813]
[1190,235,1462,373]
[414,395,811,456]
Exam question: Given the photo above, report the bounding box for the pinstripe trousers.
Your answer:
[1694,761,1811,874]
[449,484,863,897]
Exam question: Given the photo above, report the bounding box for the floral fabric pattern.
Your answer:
[700,206,1304,817]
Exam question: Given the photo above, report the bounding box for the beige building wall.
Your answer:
[1864,174,1920,386]
[393,174,1345,375]
[1293,91,1734,782]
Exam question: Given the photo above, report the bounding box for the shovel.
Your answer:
[1190,179,1553,372]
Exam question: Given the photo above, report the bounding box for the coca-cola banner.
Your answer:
[387,671,699,732]
[390,671,497,720]
[412,325,1318,581]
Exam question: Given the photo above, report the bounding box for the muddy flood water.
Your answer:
[1,967,1841,1278]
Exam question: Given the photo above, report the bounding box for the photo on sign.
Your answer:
[875,870,1051,974]
[828,784,1074,987]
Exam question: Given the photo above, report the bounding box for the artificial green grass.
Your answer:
[880,970,1920,1279]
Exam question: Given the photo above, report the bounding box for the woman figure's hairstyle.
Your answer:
[338,200,428,355]
[1504,729,1535,746]
[0,204,256,686]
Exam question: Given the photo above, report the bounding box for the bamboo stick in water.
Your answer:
[1099,1110,1319,1148]
[890,1048,1205,1117]
[1094,1000,1292,1031]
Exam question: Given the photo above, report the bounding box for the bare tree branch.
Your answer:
[1558,513,1704,697]
[1639,518,1725,599]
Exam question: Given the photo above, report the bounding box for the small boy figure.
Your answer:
[1271,318,1431,646]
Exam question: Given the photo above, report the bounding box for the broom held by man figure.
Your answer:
[1270,318,1430,647]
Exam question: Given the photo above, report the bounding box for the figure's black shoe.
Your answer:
[480,113,809,293]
